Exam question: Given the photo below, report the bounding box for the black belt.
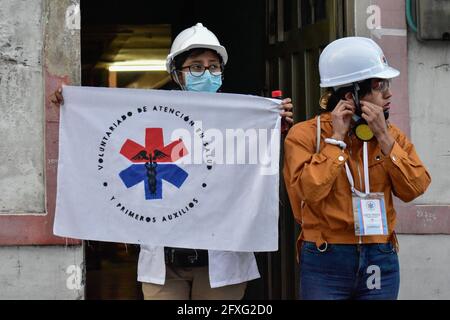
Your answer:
[164,247,208,268]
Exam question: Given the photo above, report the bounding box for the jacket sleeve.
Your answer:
[382,128,431,202]
[283,123,348,204]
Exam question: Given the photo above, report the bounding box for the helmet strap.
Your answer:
[352,82,361,113]
[171,69,187,91]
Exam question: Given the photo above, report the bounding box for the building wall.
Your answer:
[0,0,45,213]
[0,0,84,299]
[398,235,450,300]
[408,32,450,205]
[397,12,450,300]
[0,246,84,300]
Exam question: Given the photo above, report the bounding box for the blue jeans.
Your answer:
[300,241,400,300]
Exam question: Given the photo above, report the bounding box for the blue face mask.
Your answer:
[185,71,222,93]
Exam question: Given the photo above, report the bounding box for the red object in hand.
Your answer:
[271,90,283,99]
[272,90,289,135]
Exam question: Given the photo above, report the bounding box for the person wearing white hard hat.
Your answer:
[49,23,293,300]
[165,23,228,92]
[137,23,294,300]
[283,37,430,300]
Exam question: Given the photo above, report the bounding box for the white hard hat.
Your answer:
[166,23,228,73]
[319,37,400,88]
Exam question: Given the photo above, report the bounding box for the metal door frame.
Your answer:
[263,0,346,300]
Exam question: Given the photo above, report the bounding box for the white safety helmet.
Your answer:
[319,37,400,88]
[166,23,228,73]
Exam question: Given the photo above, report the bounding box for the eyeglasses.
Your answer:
[180,64,223,77]
[372,79,391,92]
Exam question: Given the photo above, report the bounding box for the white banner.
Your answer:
[54,86,280,252]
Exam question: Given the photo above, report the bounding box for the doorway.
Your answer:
[81,0,344,300]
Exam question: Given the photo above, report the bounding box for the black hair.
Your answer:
[322,78,373,113]
[173,48,224,71]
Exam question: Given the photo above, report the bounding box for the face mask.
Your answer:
[185,71,222,93]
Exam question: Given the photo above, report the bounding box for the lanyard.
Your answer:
[345,141,370,198]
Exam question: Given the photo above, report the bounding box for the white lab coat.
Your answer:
[137,245,260,288]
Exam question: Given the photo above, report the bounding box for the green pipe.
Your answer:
[406,0,418,33]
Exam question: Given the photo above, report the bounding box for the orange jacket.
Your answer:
[283,113,431,250]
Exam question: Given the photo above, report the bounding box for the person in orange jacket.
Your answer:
[283,37,431,300]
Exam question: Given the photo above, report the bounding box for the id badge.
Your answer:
[352,192,388,236]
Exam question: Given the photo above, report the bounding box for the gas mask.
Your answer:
[352,83,389,141]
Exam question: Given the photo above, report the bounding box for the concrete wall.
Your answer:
[0,246,84,299]
[398,235,450,300]
[0,0,45,213]
[408,32,450,205]
[0,0,84,300]
[399,8,450,300]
